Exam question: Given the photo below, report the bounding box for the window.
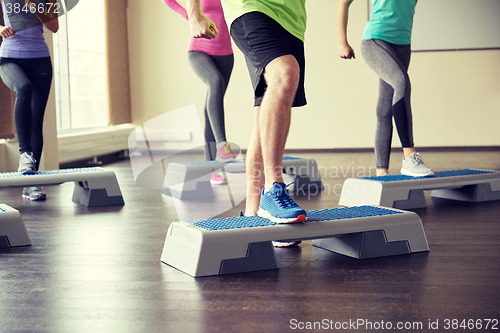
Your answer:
[53,0,109,130]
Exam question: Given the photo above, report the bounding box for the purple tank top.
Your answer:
[1,0,50,58]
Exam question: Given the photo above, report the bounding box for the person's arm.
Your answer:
[161,0,188,20]
[185,0,217,39]
[23,0,59,33]
[337,0,355,59]
[0,24,15,38]
[0,0,15,37]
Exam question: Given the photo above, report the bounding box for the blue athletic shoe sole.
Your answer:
[19,168,36,175]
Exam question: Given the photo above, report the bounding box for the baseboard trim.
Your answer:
[58,124,135,164]
[57,145,500,170]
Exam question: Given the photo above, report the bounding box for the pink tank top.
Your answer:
[163,0,232,56]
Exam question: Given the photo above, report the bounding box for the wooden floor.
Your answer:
[1,151,499,333]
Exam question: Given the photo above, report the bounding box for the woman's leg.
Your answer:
[362,40,433,177]
[361,39,413,174]
[0,60,35,156]
[203,101,216,161]
[374,78,394,174]
[210,53,234,144]
[27,57,53,169]
[188,52,233,157]
[0,58,52,170]
[26,58,52,199]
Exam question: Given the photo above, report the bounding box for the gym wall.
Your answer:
[127,0,500,150]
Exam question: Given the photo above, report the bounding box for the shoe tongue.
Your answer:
[412,152,422,163]
[271,182,286,194]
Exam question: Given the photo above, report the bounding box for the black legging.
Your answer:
[0,57,52,170]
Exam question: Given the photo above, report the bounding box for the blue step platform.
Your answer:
[0,204,31,249]
[160,205,429,277]
[0,167,124,207]
[339,169,500,209]
[162,156,323,199]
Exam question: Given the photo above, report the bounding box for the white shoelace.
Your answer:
[411,152,423,165]
[22,153,37,164]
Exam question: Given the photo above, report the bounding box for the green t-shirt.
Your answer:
[362,0,417,45]
[221,0,307,42]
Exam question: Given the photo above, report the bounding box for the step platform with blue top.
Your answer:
[160,205,429,277]
[339,169,500,209]
[0,204,31,249]
[163,156,323,199]
[0,167,124,207]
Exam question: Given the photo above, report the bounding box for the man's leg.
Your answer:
[245,55,300,216]
[261,55,300,189]
[245,106,264,216]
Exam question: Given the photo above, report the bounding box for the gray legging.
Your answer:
[187,51,234,161]
[361,39,414,169]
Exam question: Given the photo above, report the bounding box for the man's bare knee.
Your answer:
[265,55,300,94]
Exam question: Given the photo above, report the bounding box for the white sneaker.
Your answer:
[18,152,37,174]
[22,186,46,201]
[401,152,435,177]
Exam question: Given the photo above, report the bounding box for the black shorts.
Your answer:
[230,11,306,107]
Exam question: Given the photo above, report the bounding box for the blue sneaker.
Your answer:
[257,182,307,224]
